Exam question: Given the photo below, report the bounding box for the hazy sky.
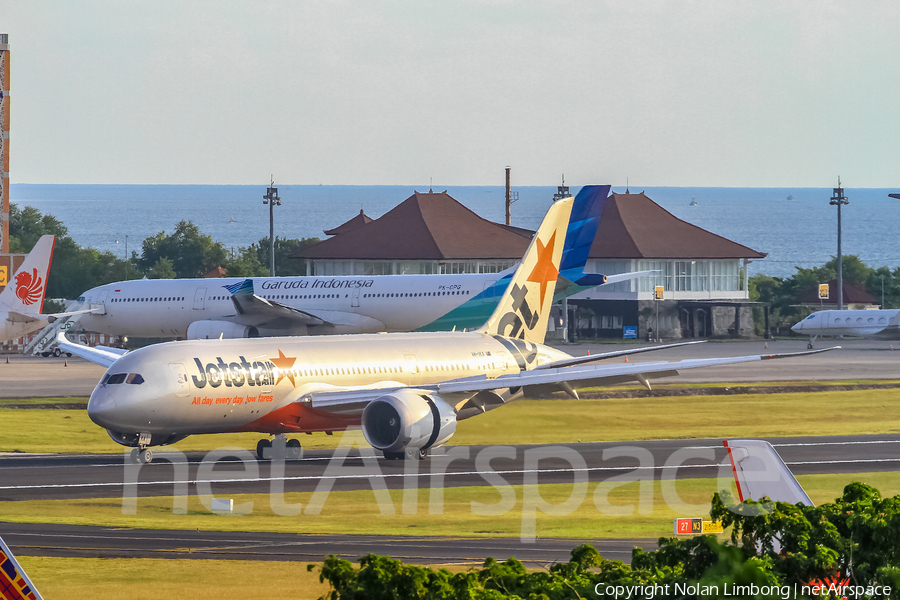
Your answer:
[2,1,898,187]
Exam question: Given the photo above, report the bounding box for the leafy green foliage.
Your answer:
[311,485,900,599]
[137,220,227,279]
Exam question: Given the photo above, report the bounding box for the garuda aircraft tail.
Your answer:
[478,190,585,344]
[0,235,55,315]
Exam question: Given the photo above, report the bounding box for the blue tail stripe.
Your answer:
[224,279,254,295]
[559,185,609,273]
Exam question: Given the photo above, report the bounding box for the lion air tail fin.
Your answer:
[0,235,55,315]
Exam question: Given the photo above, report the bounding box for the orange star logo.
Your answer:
[526,231,559,310]
[270,349,298,386]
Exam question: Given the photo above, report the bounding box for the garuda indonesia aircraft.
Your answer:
[0,235,87,344]
[73,185,645,339]
[61,187,833,464]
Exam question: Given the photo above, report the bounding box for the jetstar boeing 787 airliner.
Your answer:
[61,187,834,464]
[72,186,647,339]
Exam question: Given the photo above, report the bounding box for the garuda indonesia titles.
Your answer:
[61,186,835,464]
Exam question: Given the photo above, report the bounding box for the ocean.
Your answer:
[9,184,900,279]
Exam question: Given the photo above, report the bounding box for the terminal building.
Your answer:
[295,188,766,340]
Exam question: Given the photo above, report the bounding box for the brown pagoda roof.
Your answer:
[295,191,533,260]
[589,192,766,259]
[324,209,373,236]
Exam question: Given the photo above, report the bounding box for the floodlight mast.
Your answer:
[262,177,281,276]
[829,178,849,310]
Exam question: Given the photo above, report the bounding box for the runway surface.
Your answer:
[1,339,898,566]
[1,435,899,502]
[2,338,899,398]
[1,434,897,565]
[0,522,645,566]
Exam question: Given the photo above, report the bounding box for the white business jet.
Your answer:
[791,309,900,348]
[61,188,833,463]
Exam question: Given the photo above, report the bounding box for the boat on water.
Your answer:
[689,195,697,206]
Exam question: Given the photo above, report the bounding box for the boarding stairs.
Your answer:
[24,301,89,356]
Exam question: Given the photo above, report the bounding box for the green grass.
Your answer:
[16,557,334,600]
[2,472,897,540]
[1,386,898,454]
[0,397,87,406]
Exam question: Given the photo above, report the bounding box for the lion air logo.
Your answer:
[15,268,44,306]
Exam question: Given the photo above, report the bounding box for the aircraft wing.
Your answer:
[536,340,706,370]
[227,279,385,330]
[304,347,838,417]
[56,332,124,368]
[723,439,813,506]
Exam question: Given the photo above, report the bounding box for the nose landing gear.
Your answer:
[129,432,154,464]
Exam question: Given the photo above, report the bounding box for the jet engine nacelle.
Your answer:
[361,390,457,453]
[186,320,260,340]
[107,429,189,448]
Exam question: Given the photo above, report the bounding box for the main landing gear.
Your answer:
[130,447,153,464]
[383,448,427,461]
[256,434,302,461]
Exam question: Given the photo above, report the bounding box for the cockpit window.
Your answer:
[126,373,144,385]
[107,373,128,384]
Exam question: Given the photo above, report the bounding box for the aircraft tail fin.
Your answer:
[558,185,610,281]
[0,536,44,600]
[478,195,574,343]
[224,278,255,296]
[723,439,813,506]
[0,235,55,315]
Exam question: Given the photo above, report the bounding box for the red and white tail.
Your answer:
[0,235,55,315]
[724,439,813,506]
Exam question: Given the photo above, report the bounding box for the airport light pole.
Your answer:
[830,178,848,310]
[262,178,281,276]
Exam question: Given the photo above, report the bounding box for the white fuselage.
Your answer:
[76,273,504,338]
[86,331,570,438]
[791,309,900,339]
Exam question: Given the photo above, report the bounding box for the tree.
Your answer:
[137,220,227,279]
[148,257,177,280]
[251,236,320,276]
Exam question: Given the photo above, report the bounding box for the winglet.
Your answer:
[478,195,574,343]
[0,536,44,600]
[0,235,55,315]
